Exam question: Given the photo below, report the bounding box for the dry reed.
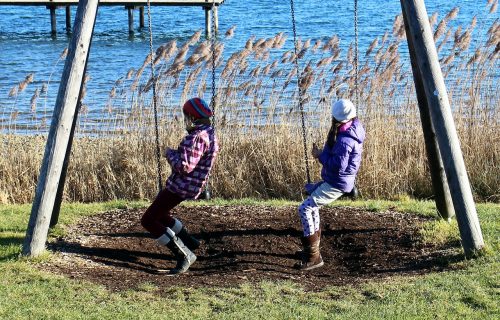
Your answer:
[1,6,498,204]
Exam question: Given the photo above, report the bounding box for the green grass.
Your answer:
[0,199,498,319]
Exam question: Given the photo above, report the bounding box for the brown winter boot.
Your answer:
[294,228,321,258]
[294,232,324,270]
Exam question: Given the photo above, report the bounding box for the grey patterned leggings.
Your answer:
[298,183,345,236]
[298,197,321,237]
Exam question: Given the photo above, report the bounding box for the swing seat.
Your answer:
[304,182,359,200]
[344,185,360,200]
[304,181,322,196]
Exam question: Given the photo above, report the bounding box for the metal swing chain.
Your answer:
[354,0,360,107]
[290,0,311,184]
[146,0,164,192]
[203,1,217,200]
[210,1,217,115]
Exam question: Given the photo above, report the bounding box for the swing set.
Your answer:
[22,0,484,260]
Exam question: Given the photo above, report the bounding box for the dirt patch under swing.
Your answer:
[41,205,462,292]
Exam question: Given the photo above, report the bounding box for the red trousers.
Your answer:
[141,189,184,238]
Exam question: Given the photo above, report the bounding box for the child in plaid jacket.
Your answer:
[141,97,219,274]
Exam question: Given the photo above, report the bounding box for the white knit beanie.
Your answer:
[331,99,356,123]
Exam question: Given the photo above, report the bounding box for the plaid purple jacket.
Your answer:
[165,124,219,199]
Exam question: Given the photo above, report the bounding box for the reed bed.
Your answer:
[0,5,498,204]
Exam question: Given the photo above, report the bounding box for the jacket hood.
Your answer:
[339,118,365,144]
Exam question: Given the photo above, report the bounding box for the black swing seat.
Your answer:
[343,185,360,200]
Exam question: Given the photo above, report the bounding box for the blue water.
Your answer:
[0,0,497,131]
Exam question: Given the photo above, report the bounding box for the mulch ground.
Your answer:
[42,205,462,292]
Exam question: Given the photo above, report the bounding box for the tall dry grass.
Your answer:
[0,6,498,204]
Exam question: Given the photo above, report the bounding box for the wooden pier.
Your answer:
[0,0,224,36]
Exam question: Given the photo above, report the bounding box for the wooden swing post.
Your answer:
[400,2,455,221]
[22,0,99,257]
[401,0,484,256]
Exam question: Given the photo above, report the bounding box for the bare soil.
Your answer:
[42,205,462,292]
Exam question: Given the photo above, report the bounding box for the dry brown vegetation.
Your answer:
[0,7,498,204]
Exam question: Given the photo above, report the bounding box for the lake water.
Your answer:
[0,0,497,132]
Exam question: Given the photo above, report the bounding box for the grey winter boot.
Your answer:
[170,218,200,251]
[177,227,200,251]
[294,232,324,271]
[162,227,197,274]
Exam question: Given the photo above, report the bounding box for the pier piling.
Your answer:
[49,6,56,35]
[127,6,134,33]
[204,6,211,38]
[65,6,71,33]
[139,6,145,28]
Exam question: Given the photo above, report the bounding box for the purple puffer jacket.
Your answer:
[318,118,365,192]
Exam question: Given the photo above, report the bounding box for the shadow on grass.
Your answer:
[0,235,23,261]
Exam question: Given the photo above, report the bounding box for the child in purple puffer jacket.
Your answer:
[141,97,219,274]
[295,99,365,270]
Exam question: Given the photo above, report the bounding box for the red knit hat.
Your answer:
[182,98,213,119]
